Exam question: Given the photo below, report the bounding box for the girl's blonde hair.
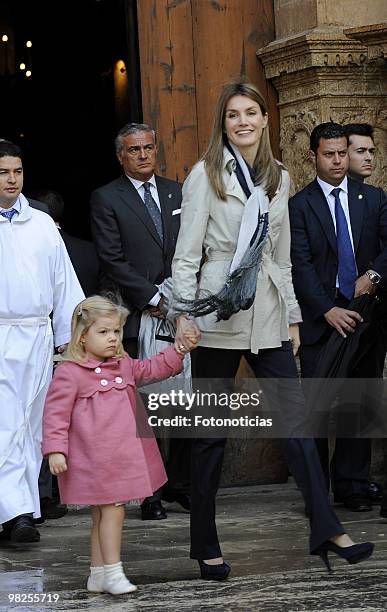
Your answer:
[64,296,129,363]
[203,81,282,201]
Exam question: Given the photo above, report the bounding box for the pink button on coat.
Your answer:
[42,346,184,505]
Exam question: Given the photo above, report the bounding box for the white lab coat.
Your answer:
[0,195,84,523]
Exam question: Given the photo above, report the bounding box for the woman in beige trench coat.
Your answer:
[171,81,374,580]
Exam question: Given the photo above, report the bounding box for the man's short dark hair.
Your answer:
[32,189,65,223]
[343,123,374,144]
[115,123,156,154]
[0,140,22,160]
[310,122,347,153]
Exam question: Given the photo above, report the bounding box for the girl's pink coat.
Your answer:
[42,346,184,505]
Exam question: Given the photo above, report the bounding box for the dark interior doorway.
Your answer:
[1,0,141,238]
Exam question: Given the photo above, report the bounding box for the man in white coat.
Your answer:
[0,140,84,542]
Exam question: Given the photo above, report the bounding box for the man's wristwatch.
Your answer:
[365,270,382,285]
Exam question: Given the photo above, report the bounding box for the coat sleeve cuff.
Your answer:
[42,441,68,458]
[288,305,303,324]
[160,345,185,375]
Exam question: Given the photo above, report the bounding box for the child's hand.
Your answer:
[48,452,68,475]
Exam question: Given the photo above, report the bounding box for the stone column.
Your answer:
[257,1,387,193]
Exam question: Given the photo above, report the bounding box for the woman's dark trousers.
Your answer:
[190,342,344,560]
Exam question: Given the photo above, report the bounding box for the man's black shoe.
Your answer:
[140,501,167,521]
[335,482,383,505]
[10,515,40,542]
[162,490,191,512]
[342,495,372,512]
[41,497,68,520]
[1,516,38,542]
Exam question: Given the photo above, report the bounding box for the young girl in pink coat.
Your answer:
[42,296,192,595]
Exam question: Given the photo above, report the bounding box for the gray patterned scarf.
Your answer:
[174,144,270,321]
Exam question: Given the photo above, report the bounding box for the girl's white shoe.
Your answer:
[103,561,137,595]
[87,566,104,593]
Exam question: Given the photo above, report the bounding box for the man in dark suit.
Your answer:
[33,189,99,523]
[33,189,99,297]
[343,123,385,505]
[29,189,99,523]
[90,122,190,520]
[289,122,387,511]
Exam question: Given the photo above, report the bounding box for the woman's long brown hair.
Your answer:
[203,81,282,201]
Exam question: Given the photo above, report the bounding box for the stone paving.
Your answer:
[1,482,387,612]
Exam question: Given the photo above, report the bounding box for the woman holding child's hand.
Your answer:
[171,81,374,581]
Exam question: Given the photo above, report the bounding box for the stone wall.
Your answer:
[274,0,387,39]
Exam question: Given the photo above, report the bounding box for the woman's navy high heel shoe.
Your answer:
[313,541,374,573]
[198,560,231,581]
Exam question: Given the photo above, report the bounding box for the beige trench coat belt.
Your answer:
[0,316,52,470]
[205,250,233,261]
[205,250,287,303]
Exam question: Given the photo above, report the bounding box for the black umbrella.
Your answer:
[305,292,387,438]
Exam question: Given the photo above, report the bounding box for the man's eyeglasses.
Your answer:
[126,144,156,157]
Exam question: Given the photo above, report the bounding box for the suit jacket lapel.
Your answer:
[307,179,337,256]
[116,175,163,248]
[347,178,364,254]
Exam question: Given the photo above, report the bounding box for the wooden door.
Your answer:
[136,0,278,182]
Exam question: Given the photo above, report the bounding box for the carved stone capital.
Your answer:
[345,23,387,62]
[257,32,368,80]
